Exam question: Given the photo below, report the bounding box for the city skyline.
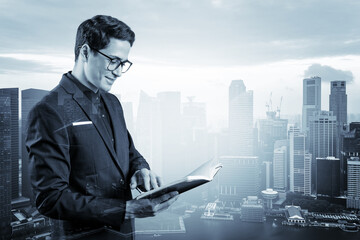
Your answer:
[1,0,360,129]
[2,1,360,238]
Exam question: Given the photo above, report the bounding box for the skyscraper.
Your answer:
[341,122,360,195]
[329,81,347,159]
[0,88,18,239]
[289,132,311,195]
[347,157,360,209]
[309,111,337,158]
[329,81,347,127]
[219,156,260,205]
[157,91,182,181]
[21,89,49,202]
[181,97,208,171]
[309,111,337,193]
[228,80,253,156]
[302,77,321,135]
[316,157,340,197]
[258,111,288,161]
[273,145,287,191]
[135,91,162,176]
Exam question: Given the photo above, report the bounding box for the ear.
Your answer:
[80,44,90,62]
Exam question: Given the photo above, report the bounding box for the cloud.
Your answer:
[304,63,354,83]
[1,0,360,66]
[0,56,57,74]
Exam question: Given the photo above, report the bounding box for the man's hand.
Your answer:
[130,168,162,191]
[125,191,179,219]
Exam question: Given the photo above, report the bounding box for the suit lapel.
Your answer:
[59,74,125,179]
[101,93,129,173]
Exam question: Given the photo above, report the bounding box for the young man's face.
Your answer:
[84,38,131,92]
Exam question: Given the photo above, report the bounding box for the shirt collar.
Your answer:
[66,71,101,104]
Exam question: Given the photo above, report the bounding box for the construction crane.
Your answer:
[276,96,283,119]
[265,92,272,112]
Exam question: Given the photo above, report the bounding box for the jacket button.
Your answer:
[119,179,124,185]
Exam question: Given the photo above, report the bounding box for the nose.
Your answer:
[112,66,122,78]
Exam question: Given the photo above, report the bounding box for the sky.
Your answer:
[1,0,360,130]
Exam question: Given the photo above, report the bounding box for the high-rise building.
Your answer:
[219,156,260,205]
[309,111,337,158]
[273,145,287,191]
[341,122,360,195]
[241,196,264,222]
[330,81,347,160]
[228,80,253,156]
[302,77,321,135]
[309,111,337,193]
[289,132,311,195]
[288,124,300,139]
[157,91,182,181]
[135,91,162,176]
[114,94,135,135]
[0,88,18,239]
[21,89,49,202]
[347,157,360,209]
[258,112,288,156]
[0,89,20,200]
[316,157,340,197]
[181,97,208,171]
[329,81,347,127]
[258,111,288,161]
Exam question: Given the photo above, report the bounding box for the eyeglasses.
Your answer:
[90,47,133,73]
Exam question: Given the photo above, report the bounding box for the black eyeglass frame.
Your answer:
[88,46,133,73]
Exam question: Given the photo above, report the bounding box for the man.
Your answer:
[26,15,178,238]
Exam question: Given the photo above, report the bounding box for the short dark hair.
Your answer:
[74,15,135,61]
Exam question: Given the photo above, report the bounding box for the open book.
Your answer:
[135,160,222,200]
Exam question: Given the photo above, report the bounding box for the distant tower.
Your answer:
[347,157,360,209]
[309,111,337,193]
[0,88,18,239]
[273,145,287,191]
[309,111,337,158]
[258,112,288,161]
[316,157,340,197]
[114,94,135,135]
[261,188,278,209]
[329,81,347,127]
[182,97,208,171]
[157,91,182,181]
[289,132,312,195]
[302,77,321,135]
[228,80,253,156]
[329,81,347,159]
[136,91,162,176]
[341,123,360,195]
[219,156,260,206]
[21,88,49,202]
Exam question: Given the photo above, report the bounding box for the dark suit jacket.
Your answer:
[26,73,149,237]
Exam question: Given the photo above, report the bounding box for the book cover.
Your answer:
[135,160,222,200]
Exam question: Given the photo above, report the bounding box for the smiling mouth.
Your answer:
[105,76,116,82]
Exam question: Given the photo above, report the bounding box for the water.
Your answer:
[136,214,360,240]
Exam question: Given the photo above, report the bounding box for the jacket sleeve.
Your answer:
[26,102,126,227]
[127,130,150,178]
[113,94,150,177]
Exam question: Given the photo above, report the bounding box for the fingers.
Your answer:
[130,169,163,191]
[130,174,137,189]
[154,191,179,204]
[156,175,163,187]
[125,191,179,219]
[142,171,151,191]
[150,172,159,189]
[154,192,179,212]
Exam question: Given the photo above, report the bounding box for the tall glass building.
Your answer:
[228,80,253,156]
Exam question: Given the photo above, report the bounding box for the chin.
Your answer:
[101,85,112,92]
